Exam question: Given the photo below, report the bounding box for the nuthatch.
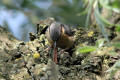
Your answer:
[45,22,74,63]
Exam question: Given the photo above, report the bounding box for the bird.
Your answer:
[45,22,74,63]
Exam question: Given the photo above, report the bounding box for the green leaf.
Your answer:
[112,43,120,48]
[94,3,114,27]
[110,0,120,9]
[94,3,110,43]
[85,0,94,27]
[115,24,120,32]
[76,46,97,54]
[99,0,120,13]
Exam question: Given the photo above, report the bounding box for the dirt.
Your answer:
[0,16,120,80]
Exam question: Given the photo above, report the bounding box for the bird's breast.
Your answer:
[57,33,74,49]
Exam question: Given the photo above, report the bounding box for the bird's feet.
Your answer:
[59,49,66,54]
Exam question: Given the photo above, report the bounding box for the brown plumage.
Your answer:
[45,22,74,63]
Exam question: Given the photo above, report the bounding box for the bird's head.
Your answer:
[49,22,62,42]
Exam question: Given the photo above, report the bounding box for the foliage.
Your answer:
[112,43,120,48]
[84,0,120,43]
[0,0,120,41]
[48,0,87,25]
[76,39,105,55]
[115,24,120,32]
[76,46,97,54]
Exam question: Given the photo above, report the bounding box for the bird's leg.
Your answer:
[59,49,65,54]
[53,48,58,64]
[60,47,69,54]
[53,41,58,64]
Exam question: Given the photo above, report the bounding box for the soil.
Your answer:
[0,15,120,80]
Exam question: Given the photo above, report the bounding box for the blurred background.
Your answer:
[0,0,120,41]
